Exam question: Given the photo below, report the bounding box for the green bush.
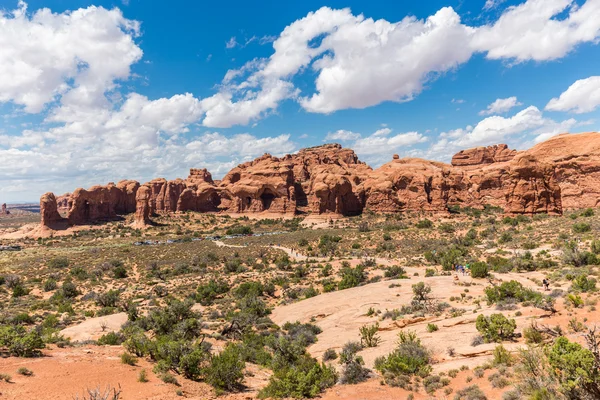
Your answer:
[375,331,431,382]
[359,323,381,348]
[571,275,597,292]
[470,262,489,278]
[226,225,253,235]
[416,219,433,229]
[196,280,230,305]
[0,325,45,357]
[259,355,337,399]
[97,331,125,346]
[48,257,69,269]
[547,336,599,398]
[43,278,57,292]
[475,314,516,342]
[573,222,591,233]
[338,265,366,290]
[484,280,541,304]
[204,344,245,393]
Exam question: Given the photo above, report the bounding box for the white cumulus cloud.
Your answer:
[546,76,600,114]
[325,130,362,141]
[0,1,142,113]
[479,96,523,115]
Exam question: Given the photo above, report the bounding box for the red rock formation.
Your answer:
[503,154,562,215]
[40,133,600,229]
[451,144,517,167]
[363,159,472,213]
[1,203,9,215]
[40,193,65,227]
[134,185,152,227]
[523,132,600,209]
[187,168,214,185]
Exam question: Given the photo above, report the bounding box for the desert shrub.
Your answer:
[359,323,381,348]
[476,314,516,342]
[571,275,597,292]
[97,331,125,346]
[318,235,341,255]
[523,325,544,344]
[138,369,148,383]
[204,344,245,393]
[17,367,33,376]
[453,385,487,400]
[591,239,600,254]
[322,348,337,362]
[498,232,513,244]
[48,257,69,269]
[226,225,253,235]
[0,325,45,357]
[567,293,584,308]
[43,278,57,292]
[492,345,513,366]
[384,265,406,279]
[427,323,438,333]
[484,280,541,304]
[412,282,432,304]
[96,290,120,308]
[339,354,370,384]
[113,265,128,279]
[416,219,433,229]
[573,222,591,233]
[259,355,337,399]
[225,259,243,273]
[120,352,137,366]
[582,208,595,217]
[338,265,366,290]
[547,336,600,399]
[425,268,435,277]
[60,281,79,298]
[196,279,230,306]
[439,223,456,233]
[487,256,512,273]
[470,262,489,278]
[375,331,431,384]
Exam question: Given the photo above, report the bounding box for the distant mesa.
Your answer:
[38,132,600,229]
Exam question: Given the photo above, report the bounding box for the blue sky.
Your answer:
[1,0,600,202]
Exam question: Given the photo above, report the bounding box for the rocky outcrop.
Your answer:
[451,144,517,167]
[1,203,8,215]
[39,133,600,228]
[40,193,65,227]
[503,154,562,215]
[523,132,600,209]
[134,185,152,227]
[363,158,472,213]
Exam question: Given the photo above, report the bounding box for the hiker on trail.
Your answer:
[543,278,550,291]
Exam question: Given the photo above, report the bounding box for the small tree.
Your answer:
[412,282,432,304]
[359,323,381,348]
[475,314,516,342]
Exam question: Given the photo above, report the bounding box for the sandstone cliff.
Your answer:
[38,133,600,228]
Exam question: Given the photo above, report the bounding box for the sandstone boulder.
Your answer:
[451,144,517,167]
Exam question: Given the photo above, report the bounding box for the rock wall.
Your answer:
[39,133,600,228]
